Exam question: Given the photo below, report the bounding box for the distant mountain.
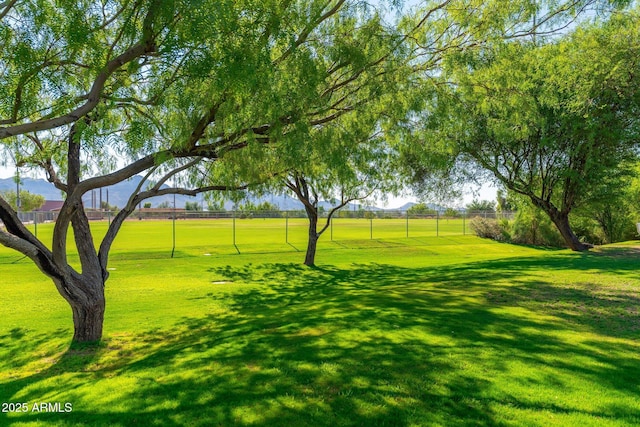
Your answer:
[0,176,389,211]
[0,176,197,209]
[394,202,417,211]
[393,201,446,211]
[0,177,64,201]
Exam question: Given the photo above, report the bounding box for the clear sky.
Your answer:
[0,163,497,209]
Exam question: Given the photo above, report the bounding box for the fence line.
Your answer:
[8,209,515,248]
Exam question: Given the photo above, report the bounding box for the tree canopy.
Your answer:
[0,0,633,343]
[0,189,45,212]
[408,7,640,250]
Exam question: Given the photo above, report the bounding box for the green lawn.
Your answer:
[0,220,639,426]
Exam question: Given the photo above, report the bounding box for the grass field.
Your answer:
[7,217,469,257]
[1,220,639,426]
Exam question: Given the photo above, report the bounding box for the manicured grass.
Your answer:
[0,220,639,426]
[9,217,469,257]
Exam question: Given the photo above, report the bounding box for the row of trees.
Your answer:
[1,0,638,344]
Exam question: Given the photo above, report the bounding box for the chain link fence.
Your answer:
[5,209,516,253]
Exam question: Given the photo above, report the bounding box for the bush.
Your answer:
[510,207,564,247]
[571,216,603,245]
[469,217,509,241]
[572,211,637,245]
[470,206,566,248]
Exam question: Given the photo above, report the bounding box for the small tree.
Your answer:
[1,190,45,212]
[185,201,202,211]
[466,200,496,213]
[207,201,226,212]
[407,203,437,216]
[444,208,459,218]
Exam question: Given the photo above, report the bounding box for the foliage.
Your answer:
[572,205,637,245]
[510,202,565,247]
[443,208,459,218]
[569,162,640,244]
[628,163,640,220]
[0,0,635,342]
[100,201,118,211]
[206,201,226,212]
[407,202,436,216]
[236,201,280,218]
[469,217,508,241]
[466,199,496,213]
[0,190,44,212]
[185,201,202,211]
[496,188,515,212]
[143,202,152,209]
[156,201,171,209]
[412,8,640,251]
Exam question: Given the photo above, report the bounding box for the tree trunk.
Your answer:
[305,213,319,266]
[56,275,106,343]
[71,297,105,343]
[548,210,589,251]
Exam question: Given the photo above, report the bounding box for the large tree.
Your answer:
[0,0,623,344]
[0,0,415,343]
[411,8,640,250]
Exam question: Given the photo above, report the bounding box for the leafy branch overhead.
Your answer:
[0,0,634,344]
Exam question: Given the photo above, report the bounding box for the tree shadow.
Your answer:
[2,252,639,425]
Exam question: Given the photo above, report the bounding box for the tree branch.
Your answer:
[0,2,160,139]
[0,0,17,20]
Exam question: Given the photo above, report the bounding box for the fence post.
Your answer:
[405,209,409,239]
[34,211,38,238]
[463,211,466,235]
[329,218,334,242]
[232,210,240,254]
[171,210,176,258]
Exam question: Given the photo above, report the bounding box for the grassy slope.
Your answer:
[0,220,639,426]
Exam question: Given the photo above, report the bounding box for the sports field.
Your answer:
[6,217,470,255]
[1,220,639,426]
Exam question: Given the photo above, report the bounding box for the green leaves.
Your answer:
[418,5,640,247]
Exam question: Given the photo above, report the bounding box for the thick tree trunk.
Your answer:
[548,210,589,251]
[305,215,319,266]
[71,297,105,343]
[56,275,106,343]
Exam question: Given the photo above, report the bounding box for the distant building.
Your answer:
[40,200,65,212]
[37,200,103,221]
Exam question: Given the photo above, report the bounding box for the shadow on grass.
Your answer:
[1,252,639,426]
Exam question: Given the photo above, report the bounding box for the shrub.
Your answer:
[469,217,509,241]
[510,207,564,247]
[572,210,637,245]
